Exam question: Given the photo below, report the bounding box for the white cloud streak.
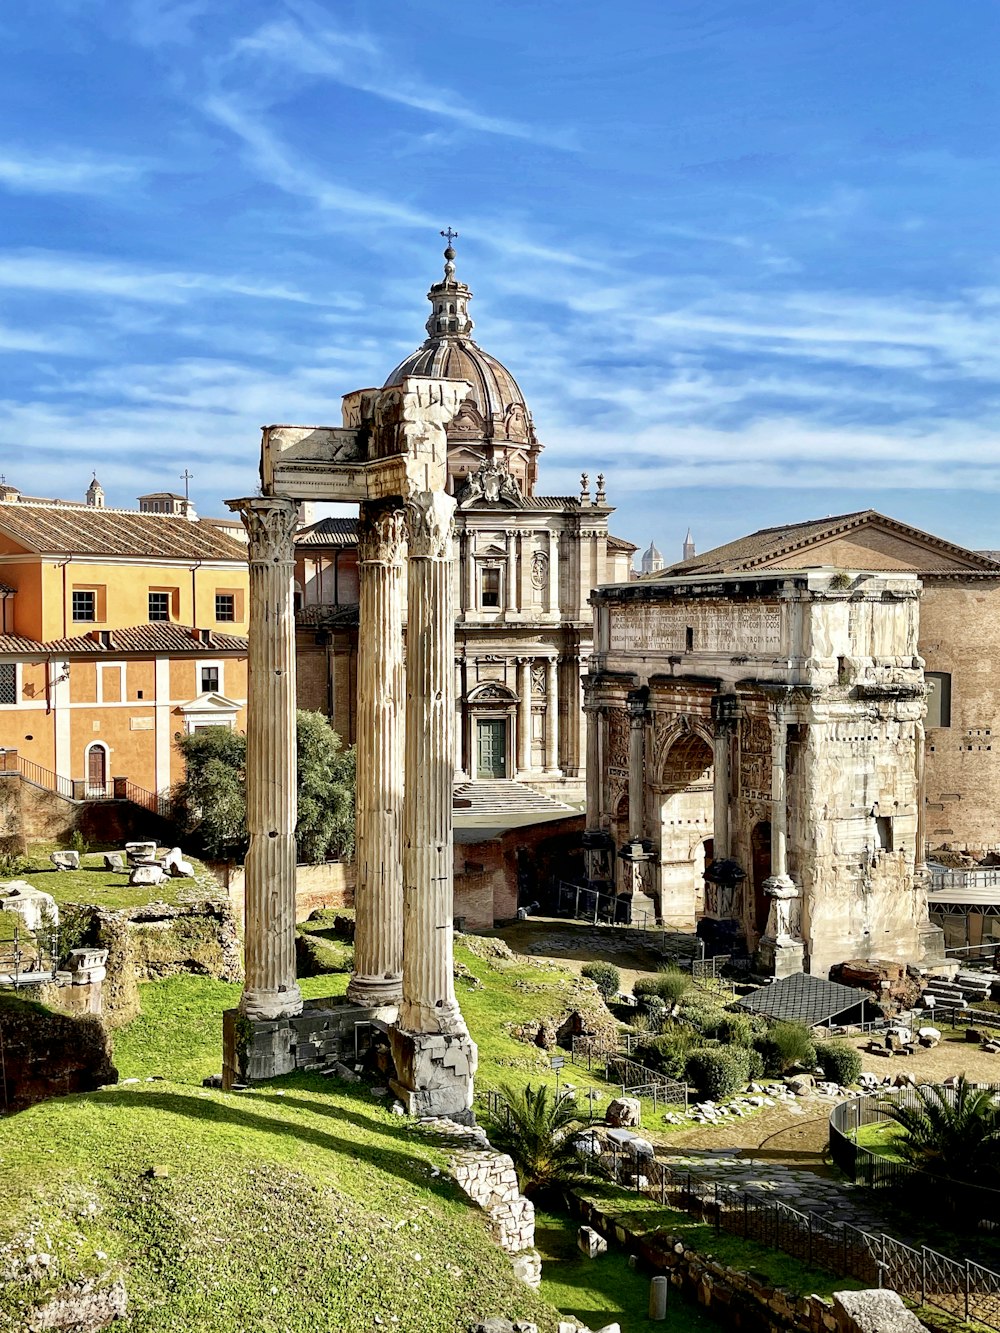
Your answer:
[0,151,145,196]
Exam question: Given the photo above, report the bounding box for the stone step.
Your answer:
[453,780,572,819]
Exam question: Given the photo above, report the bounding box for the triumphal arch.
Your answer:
[223,373,478,1117]
[585,568,943,978]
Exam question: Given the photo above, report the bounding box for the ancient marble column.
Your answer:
[399,490,465,1035]
[712,725,731,860]
[760,707,803,976]
[347,501,405,1010]
[545,657,559,772]
[585,694,601,828]
[391,490,477,1118]
[628,703,645,841]
[518,656,533,774]
[914,718,928,876]
[231,496,302,1020]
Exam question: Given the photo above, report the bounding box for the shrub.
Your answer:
[636,1027,699,1080]
[815,1040,862,1087]
[581,962,620,1001]
[745,1048,765,1081]
[654,965,692,1005]
[676,996,727,1036]
[485,1083,585,1196]
[685,1047,750,1100]
[68,829,89,857]
[755,1021,816,1075]
[717,1012,756,1048]
[0,852,30,879]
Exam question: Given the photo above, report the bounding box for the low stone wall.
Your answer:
[454,814,585,930]
[222,999,383,1085]
[219,861,355,929]
[10,773,174,847]
[567,1190,843,1333]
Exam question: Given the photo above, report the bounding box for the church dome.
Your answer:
[382,239,540,479]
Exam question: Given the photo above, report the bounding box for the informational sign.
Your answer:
[609,602,783,655]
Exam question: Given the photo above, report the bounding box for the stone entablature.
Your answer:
[587,569,941,977]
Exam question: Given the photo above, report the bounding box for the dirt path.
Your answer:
[492,917,697,991]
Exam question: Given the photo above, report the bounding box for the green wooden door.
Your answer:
[476,719,507,779]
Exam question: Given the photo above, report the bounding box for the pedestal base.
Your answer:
[346,972,403,1013]
[919,920,947,967]
[757,936,806,979]
[222,1001,384,1087]
[389,1027,478,1121]
[239,983,303,1022]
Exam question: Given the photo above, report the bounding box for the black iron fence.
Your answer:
[829,1086,1000,1229]
[598,1138,1000,1331]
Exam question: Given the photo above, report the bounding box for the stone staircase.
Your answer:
[453,780,573,820]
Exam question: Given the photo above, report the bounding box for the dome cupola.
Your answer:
[382,232,541,496]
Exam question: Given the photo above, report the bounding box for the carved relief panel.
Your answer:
[739,714,772,803]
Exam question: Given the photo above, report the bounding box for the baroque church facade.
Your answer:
[295,244,635,797]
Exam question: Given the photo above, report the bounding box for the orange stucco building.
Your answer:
[0,496,249,798]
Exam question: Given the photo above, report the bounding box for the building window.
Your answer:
[481,567,501,609]
[875,816,894,852]
[148,591,170,621]
[0,663,16,704]
[215,593,235,622]
[201,666,220,694]
[72,590,96,622]
[926,672,952,728]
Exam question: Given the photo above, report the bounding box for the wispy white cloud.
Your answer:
[226,7,576,151]
[0,250,320,305]
[0,150,145,196]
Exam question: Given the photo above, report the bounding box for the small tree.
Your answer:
[755,1020,816,1075]
[173,712,356,864]
[485,1083,585,1197]
[581,961,621,1001]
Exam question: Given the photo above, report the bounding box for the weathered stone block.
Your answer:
[605,1097,641,1127]
[577,1225,607,1258]
[832,1289,928,1332]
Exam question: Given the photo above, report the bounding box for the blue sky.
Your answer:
[2,1,1000,559]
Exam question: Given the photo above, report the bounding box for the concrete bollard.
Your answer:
[648,1274,668,1320]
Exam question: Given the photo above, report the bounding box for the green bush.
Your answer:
[684,1047,750,1100]
[676,996,727,1035]
[634,968,691,1006]
[815,1040,862,1087]
[755,1021,816,1075]
[717,1012,756,1048]
[636,1027,699,1080]
[745,1048,765,1081]
[581,962,621,1001]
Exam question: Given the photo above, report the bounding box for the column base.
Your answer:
[388,1026,478,1121]
[756,936,806,978]
[346,971,403,1016]
[239,982,303,1021]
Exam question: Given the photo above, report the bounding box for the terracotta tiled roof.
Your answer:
[0,503,248,560]
[296,604,360,629]
[658,510,1000,578]
[296,518,359,548]
[607,533,638,552]
[0,625,247,656]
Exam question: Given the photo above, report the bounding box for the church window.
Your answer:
[72,589,96,622]
[925,672,951,728]
[481,567,501,608]
[0,663,16,704]
[148,591,170,621]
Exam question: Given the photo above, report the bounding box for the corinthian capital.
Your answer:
[405,491,456,560]
[358,501,407,565]
[227,496,299,565]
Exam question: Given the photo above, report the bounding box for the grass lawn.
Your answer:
[4,848,223,911]
[852,1120,907,1161]
[535,1210,715,1333]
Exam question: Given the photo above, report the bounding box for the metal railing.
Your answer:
[12,756,76,801]
[930,865,1000,891]
[556,880,659,931]
[604,1054,689,1110]
[598,1138,1000,1331]
[829,1086,1000,1229]
[121,779,172,820]
[0,921,61,985]
[0,753,171,818]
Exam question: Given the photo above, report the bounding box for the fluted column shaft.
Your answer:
[348,501,406,1008]
[628,710,645,841]
[545,657,559,772]
[400,491,466,1035]
[547,530,560,614]
[712,727,731,860]
[505,529,517,611]
[770,712,788,879]
[232,496,302,1020]
[585,697,601,828]
[914,719,927,875]
[519,531,532,612]
[518,657,533,774]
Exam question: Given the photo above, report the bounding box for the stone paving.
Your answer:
[659,1145,892,1235]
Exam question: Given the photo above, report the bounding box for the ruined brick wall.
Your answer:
[920,580,1000,853]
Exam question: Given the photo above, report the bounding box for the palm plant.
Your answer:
[877,1077,1000,1187]
[485,1082,585,1197]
